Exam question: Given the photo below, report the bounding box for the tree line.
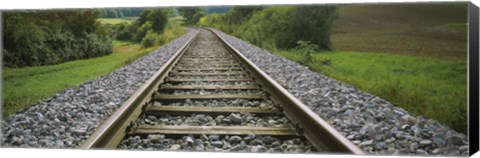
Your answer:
[2,6,336,67]
[197,6,338,51]
[2,8,183,68]
[3,10,112,68]
[97,8,144,18]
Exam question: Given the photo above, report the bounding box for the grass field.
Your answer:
[332,3,468,60]
[274,50,467,133]
[98,17,137,25]
[2,40,157,118]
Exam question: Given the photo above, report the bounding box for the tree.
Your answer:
[148,9,168,33]
[178,7,205,25]
[231,6,337,50]
[288,6,337,50]
[225,7,262,25]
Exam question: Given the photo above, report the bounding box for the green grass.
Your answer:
[97,17,137,25]
[2,40,157,118]
[274,50,468,133]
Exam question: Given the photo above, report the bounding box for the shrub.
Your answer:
[114,9,169,42]
[200,6,337,51]
[294,40,319,65]
[3,11,113,68]
[141,30,158,48]
[133,21,152,42]
[114,22,134,40]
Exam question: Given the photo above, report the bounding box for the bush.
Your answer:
[141,30,158,48]
[114,22,134,40]
[141,18,185,48]
[294,40,319,65]
[233,6,337,50]
[199,6,337,51]
[157,19,185,45]
[3,10,113,68]
[133,21,152,42]
[114,9,169,42]
[287,6,338,50]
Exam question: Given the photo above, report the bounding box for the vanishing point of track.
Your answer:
[79,28,364,154]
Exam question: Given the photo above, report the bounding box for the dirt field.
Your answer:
[331,2,468,60]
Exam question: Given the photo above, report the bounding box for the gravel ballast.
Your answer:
[0,29,199,148]
[138,113,291,127]
[211,29,469,156]
[118,134,313,153]
[153,99,276,108]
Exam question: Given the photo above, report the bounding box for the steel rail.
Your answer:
[208,28,365,154]
[79,30,199,149]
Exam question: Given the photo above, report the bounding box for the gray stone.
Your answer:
[251,139,264,145]
[446,135,463,145]
[364,102,375,108]
[393,108,407,116]
[185,136,194,144]
[147,116,157,122]
[262,136,277,145]
[431,148,441,154]
[459,145,469,152]
[37,113,45,120]
[292,138,301,145]
[432,137,447,147]
[72,128,86,136]
[419,139,432,147]
[170,144,181,150]
[39,139,49,146]
[230,145,243,151]
[194,115,207,123]
[358,140,373,147]
[251,145,268,152]
[11,137,22,145]
[148,134,164,143]
[194,144,205,151]
[401,115,416,125]
[229,136,242,144]
[229,114,243,124]
[409,142,418,152]
[243,134,255,142]
[416,149,428,155]
[401,124,410,130]
[209,135,220,141]
[270,142,281,148]
[375,142,388,150]
[213,147,224,152]
[267,120,278,124]
[211,141,223,147]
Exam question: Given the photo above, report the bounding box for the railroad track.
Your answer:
[79,28,364,154]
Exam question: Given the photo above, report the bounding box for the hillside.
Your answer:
[331,3,468,60]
